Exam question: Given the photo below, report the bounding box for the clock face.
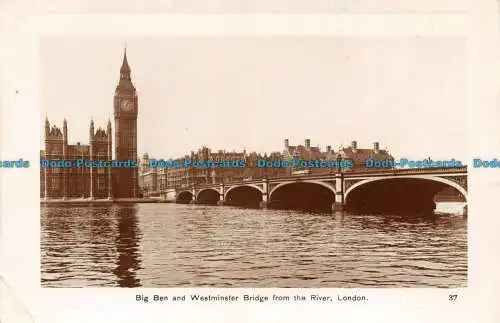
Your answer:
[121,99,133,112]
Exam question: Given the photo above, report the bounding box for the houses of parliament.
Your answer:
[40,48,397,200]
[40,48,139,200]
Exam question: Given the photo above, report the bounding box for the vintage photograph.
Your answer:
[40,36,467,288]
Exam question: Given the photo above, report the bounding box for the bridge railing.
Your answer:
[343,166,468,176]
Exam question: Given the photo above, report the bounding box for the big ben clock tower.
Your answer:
[114,47,138,198]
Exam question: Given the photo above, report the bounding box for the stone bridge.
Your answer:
[162,167,467,213]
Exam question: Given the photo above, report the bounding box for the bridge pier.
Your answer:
[333,173,345,211]
[218,183,225,206]
[190,187,197,204]
[332,202,346,211]
[261,177,269,209]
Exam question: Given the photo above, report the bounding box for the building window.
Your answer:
[51,177,60,188]
[98,177,105,190]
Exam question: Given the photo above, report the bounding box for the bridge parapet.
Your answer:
[160,167,467,192]
[344,166,467,176]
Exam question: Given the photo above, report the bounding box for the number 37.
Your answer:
[449,294,458,301]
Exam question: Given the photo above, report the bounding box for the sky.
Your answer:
[40,36,467,161]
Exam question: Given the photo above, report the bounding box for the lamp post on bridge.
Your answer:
[337,154,344,202]
[337,155,342,174]
[260,173,269,209]
[333,154,346,211]
[190,179,198,204]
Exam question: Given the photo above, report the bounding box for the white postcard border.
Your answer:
[1,9,499,323]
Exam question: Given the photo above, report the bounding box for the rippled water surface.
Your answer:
[41,204,467,287]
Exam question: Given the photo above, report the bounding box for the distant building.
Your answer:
[139,153,158,196]
[340,141,394,171]
[140,147,287,193]
[244,151,287,179]
[283,138,394,173]
[283,138,325,175]
[139,139,395,194]
[283,138,323,161]
[154,147,252,190]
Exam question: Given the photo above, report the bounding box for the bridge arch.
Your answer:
[196,188,220,199]
[223,184,263,208]
[268,180,336,211]
[196,188,220,205]
[224,184,264,199]
[344,175,467,202]
[268,180,336,201]
[176,190,193,203]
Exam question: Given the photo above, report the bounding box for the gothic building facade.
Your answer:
[40,49,139,199]
[113,48,139,198]
[40,119,112,199]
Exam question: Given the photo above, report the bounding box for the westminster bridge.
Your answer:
[161,167,468,213]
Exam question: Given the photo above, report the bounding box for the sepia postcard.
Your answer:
[1,1,500,323]
[39,36,468,289]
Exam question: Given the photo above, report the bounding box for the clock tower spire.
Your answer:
[116,46,135,94]
[121,45,130,72]
[113,46,139,198]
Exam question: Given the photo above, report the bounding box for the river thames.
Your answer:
[40,203,467,288]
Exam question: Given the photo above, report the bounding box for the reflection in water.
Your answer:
[41,204,467,288]
[112,206,142,287]
[41,205,143,287]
